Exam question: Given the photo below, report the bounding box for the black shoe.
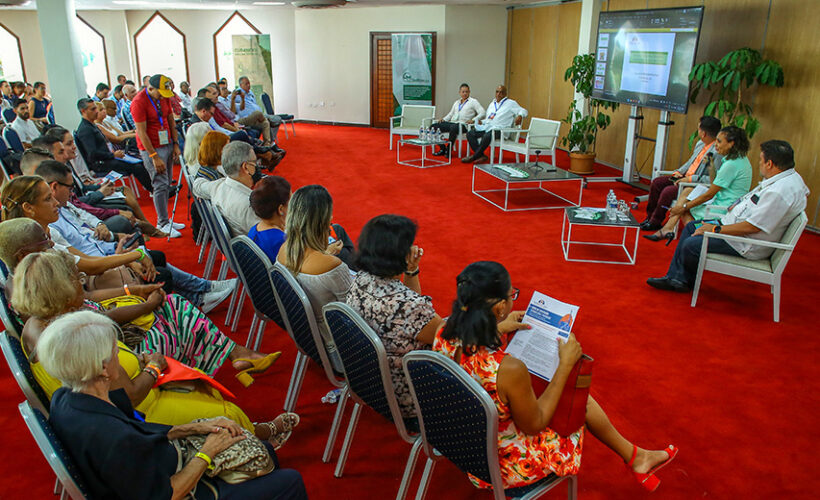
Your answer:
[643,232,675,246]
[432,147,449,157]
[640,221,662,231]
[646,277,690,292]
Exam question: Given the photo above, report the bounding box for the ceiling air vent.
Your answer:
[292,0,348,8]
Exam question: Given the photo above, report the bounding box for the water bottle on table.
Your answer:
[606,189,617,220]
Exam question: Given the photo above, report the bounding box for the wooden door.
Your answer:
[370,33,393,128]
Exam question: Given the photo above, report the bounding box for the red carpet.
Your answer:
[1,123,818,499]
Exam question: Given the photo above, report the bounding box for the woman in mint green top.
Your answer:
[648,126,751,240]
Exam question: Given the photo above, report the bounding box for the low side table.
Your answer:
[397,138,451,168]
[561,207,641,265]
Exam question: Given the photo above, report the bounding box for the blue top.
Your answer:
[248,225,286,262]
[31,97,49,118]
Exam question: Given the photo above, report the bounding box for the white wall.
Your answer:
[3,4,507,125]
[124,9,298,115]
[443,4,508,109]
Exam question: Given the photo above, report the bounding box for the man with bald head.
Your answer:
[120,84,138,130]
[462,84,527,164]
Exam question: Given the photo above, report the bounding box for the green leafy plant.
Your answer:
[561,53,619,155]
[688,47,784,145]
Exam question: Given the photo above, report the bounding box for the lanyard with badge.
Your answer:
[454,98,468,120]
[487,97,507,120]
[146,93,170,146]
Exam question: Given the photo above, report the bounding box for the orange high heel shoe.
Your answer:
[627,444,678,492]
[234,352,281,387]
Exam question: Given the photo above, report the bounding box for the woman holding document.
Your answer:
[433,261,677,492]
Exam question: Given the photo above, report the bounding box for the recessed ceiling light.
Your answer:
[253,1,286,5]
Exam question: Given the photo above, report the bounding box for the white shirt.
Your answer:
[191,166,227,200]
[475,97,527,132]
[10,116,40,143]
[210,177,260,237]
[442,97,485,123]
[720,168,809,259]
[178,92,192,112]
[103,115,125,134]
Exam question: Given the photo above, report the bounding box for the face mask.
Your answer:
[250,164,264,185]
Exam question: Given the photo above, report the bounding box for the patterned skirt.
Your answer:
[137,294,236,377]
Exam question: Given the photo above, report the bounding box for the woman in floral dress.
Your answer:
[434,261,677,492]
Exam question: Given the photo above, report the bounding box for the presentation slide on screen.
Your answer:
[591,7,704,113]
[619,32,675,95]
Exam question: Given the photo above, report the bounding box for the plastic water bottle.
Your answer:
[606,190,617,220]
[419,126,424,140]
[321,388,342,404]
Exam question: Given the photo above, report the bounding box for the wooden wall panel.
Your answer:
[551,2,583,141]
[751,0,820,223]
[508,9,533,108]
[528,7,559,123]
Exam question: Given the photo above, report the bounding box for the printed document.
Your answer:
[505,291,579,381]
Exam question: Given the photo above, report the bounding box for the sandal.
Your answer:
[234,352,281,387]
[256,412,300,450]
[627,444,678,492]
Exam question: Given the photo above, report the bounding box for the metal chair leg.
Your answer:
[395,438,423,500]
[567,475,578,500]
[252,318,267,351]
[322,385,349,463]
[203,245,217,279]
[54,478,62,495]
[334,401,361,477]
[231,289,247,332]
[217,259,228,281]
[284,353,307,412]
[414,458,436,500]
[246,314,259,348]
[225,281,241,326]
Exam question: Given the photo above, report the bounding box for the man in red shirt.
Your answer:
[131,74,185,236]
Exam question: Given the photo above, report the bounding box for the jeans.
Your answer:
[166,263,211,306]
[139,145,174,226]
[666,221,741,285]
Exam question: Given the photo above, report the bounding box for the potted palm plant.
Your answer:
[561,53,619,174]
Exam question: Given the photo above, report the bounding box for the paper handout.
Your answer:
[505,291,579,381]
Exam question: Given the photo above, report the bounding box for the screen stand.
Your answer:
[622,105,642,183]
[652,111,673,179]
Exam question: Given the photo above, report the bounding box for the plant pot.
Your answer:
[568,152,596,175]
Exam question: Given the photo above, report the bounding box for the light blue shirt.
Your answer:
[50,207,116,257]
[208,117,232,136]
[232,89,263,119]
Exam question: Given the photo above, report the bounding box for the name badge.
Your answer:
[157,129,170,146]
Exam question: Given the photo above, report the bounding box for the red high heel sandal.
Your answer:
[627,444,678,492]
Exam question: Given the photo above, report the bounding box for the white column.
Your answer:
[36,0,87,127]
[573,0,603,115]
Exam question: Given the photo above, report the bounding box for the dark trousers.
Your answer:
[203,443,308,500]
[92,158,154,193]
[467,129,501,157]
[666,221,741,285]
[431,121,466,145]
[646,176,680,225]
[101,215,134,234]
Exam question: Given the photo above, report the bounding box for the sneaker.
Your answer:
[157,223,182,238]
[200,286,234,313]
[210,278,237,293]
[170,221,186,230]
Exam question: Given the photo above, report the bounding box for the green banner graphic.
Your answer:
[232,34,274,103]
[391,33,433,115]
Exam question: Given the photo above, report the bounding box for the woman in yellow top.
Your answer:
[14,250,299,449]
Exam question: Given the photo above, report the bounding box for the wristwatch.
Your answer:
[714,225,722,233]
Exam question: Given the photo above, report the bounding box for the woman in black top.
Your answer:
[39,310,308,500]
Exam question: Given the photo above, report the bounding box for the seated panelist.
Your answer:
[431,83,485,157]
[647,140,809,292]
[462,85,527,164]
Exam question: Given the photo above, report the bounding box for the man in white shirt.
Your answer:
[178,81,193,112]
[462,85,527,164]
[9,98,41,147]
[232,76,292,145]
[648,140,809,292]
[431,83,485,157]
[209,141,262,237]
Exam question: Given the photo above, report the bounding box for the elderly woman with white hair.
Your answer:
[183,121,212,176]
[39,310,308,499]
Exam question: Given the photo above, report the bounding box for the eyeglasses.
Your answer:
[55,180,74,189]
[509,287,520,301]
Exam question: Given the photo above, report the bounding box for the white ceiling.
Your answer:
[5,0,553,11]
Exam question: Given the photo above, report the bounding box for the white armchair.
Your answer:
[389,105,435,150]
[691,212,808,322]
[494,118,561,167]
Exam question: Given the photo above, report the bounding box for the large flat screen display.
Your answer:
[592,7,704,113]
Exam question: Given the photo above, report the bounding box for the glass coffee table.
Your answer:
[561,207,641,265]
[471,162,584,211]
[397,138,451,168]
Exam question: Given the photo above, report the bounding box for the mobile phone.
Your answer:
[123,229,143,249]
[328,225,338,244]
